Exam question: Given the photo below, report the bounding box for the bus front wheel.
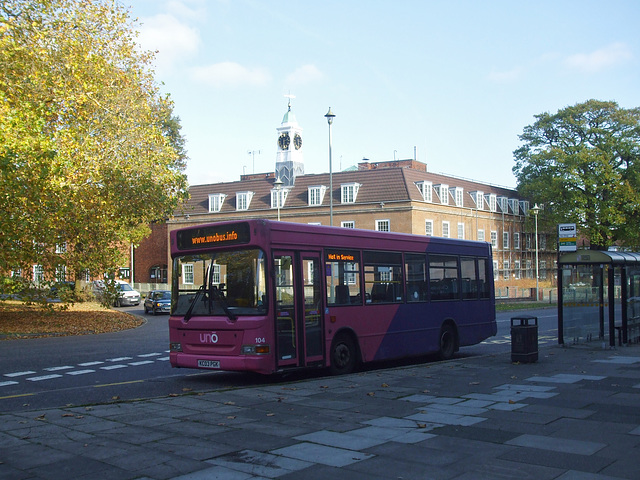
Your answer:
[438,324,456,360]
[329,334,358,375]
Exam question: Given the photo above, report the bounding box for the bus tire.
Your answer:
[329,333,358,375]
[438,324,456,360]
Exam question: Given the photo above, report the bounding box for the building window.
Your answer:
[457,223,464,239]
[436,184,449,205]
[540,260,547,280]
[341,183,360,203]
[376,219,390,232]
[514,260,521,279]
[236,191,254,211]
[490,231,498,248]
[33,265,44,284]
[509,198,520,215]
[472,191,484,210]
[493,260,499,280]
[526,259,532,279]
[271,188,289,209]
[55,242,67,254]
[503,232,509,250]
[520,200,530,215]
[182,264,194,285]
[341,221,355,228]
[498,196,509,213]
[485,194,497,212]
[454,187,464,207]
[308,185,326,206]
[503,260,510,280]
[211,264,220,284]
[425,220,433,236]
[416,181,432,202]
[55,265,67,282]
[119,267,130,279]
[540,235,546,250]
[514,232,520,250]
[442,221,450,238]
[208,193,226,213]
[478,229,485,242]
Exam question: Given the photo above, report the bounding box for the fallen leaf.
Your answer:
[381,383,389,388]
[367,392,375,396]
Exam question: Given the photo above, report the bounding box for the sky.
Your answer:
[128,0,640,189]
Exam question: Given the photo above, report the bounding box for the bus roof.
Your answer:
[171,219,492,257]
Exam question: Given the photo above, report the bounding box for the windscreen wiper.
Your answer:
[183,284,205,322]
[211,287,237,322]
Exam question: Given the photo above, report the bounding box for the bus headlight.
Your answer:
[170,343,182,352]
[241,344,270,355]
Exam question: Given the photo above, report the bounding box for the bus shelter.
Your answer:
[558,250,640,347]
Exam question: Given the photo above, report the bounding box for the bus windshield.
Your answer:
[172,248,267,318]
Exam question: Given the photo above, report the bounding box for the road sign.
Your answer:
[558,223,577,252]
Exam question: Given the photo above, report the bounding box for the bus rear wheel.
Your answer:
[438,324,456,360]
[329,334,358,375]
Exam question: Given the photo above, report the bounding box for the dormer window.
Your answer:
[415,181,432,202]
[509,198,520,215]
[485,193,497,212]
[208,193,227,213]
[236,191,254,211]
[498,196,509,213]
[453,187,464,207]
[308,185,327,206]
[520,200,530,215]
[435,184,449,205]
[271,187,290,209]
[341,183,361,204]
[471,191,484,210]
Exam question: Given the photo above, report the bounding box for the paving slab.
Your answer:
[2,343,640,480]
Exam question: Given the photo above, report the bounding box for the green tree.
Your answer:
[0,0,188,290]
[513,100,640,250]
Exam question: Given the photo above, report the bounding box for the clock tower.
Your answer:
[275,96,304,186]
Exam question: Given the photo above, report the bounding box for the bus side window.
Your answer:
[325,250,361,306]
[460,257,478,300]
[364,251,403,304]
[477,257,491,299]
[405,253,428,302]
[429,254,460,301]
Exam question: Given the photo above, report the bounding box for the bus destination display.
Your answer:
[176,222,251,250]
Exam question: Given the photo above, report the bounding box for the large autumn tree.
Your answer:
[513,100,640,250]
[0,0,188,284]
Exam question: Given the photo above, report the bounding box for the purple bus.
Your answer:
[169,219,496,375]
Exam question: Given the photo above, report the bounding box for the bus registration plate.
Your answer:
[197,360,220,369]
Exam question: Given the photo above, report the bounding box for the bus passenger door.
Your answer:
[274,252,324,369]
[301,253,324,365]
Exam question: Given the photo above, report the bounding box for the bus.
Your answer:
[169,219,496,375]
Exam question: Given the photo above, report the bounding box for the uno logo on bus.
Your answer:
[200,332,219,344]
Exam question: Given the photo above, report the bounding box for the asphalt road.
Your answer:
[0,305,559,413]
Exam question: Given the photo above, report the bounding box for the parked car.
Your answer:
[144,290,171,315]
[114,280,141,307]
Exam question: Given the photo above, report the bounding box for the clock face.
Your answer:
[294,133,302,150]
[278,132,290,150]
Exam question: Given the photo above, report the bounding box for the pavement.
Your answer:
[1,343,640,480]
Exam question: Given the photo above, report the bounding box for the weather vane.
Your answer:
[284,92,295,110]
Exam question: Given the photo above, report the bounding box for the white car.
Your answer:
[114,281,141,307]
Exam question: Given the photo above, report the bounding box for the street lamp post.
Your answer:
[531,203,541,302]
[274,177,283,221]
[324,107,335,226]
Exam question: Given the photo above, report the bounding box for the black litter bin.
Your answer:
[511,316,538,363]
